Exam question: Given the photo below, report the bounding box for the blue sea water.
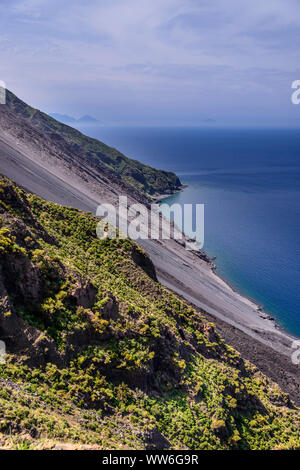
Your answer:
[76,125,300,337]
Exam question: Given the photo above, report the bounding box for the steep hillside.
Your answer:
[0,175,299,450]
[2,90,181,198]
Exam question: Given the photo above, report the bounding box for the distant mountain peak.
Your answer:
[77,114,99,123]
[49,113,99,125]
[49,113,77,123]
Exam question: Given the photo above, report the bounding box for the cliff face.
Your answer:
[1,90,181,198]
[0,176,299,450]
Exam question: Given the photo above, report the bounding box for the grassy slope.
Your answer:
[5,91,181,197]
[0,176,299,450]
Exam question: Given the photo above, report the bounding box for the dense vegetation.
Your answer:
[0,175,299,450]
[5,91,181,197]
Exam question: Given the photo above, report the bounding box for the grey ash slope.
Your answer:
[3,90,182,198]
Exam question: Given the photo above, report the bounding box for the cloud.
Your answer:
[1,0,299,125]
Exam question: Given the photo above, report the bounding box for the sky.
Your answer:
[1,0,300,126]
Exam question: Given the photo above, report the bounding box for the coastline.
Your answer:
[209,262,291,335]
[156,187,297,341]
[152,184,188,203]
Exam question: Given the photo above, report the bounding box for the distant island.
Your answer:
[203,118,217,123]
[50,113,100,125]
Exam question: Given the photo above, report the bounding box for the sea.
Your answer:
[75,125,300,338]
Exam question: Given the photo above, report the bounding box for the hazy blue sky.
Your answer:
[1,0,300,126]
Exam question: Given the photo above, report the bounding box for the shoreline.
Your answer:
[211,263,291,335]
[156,186,298,342]
[152,184,188,203]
